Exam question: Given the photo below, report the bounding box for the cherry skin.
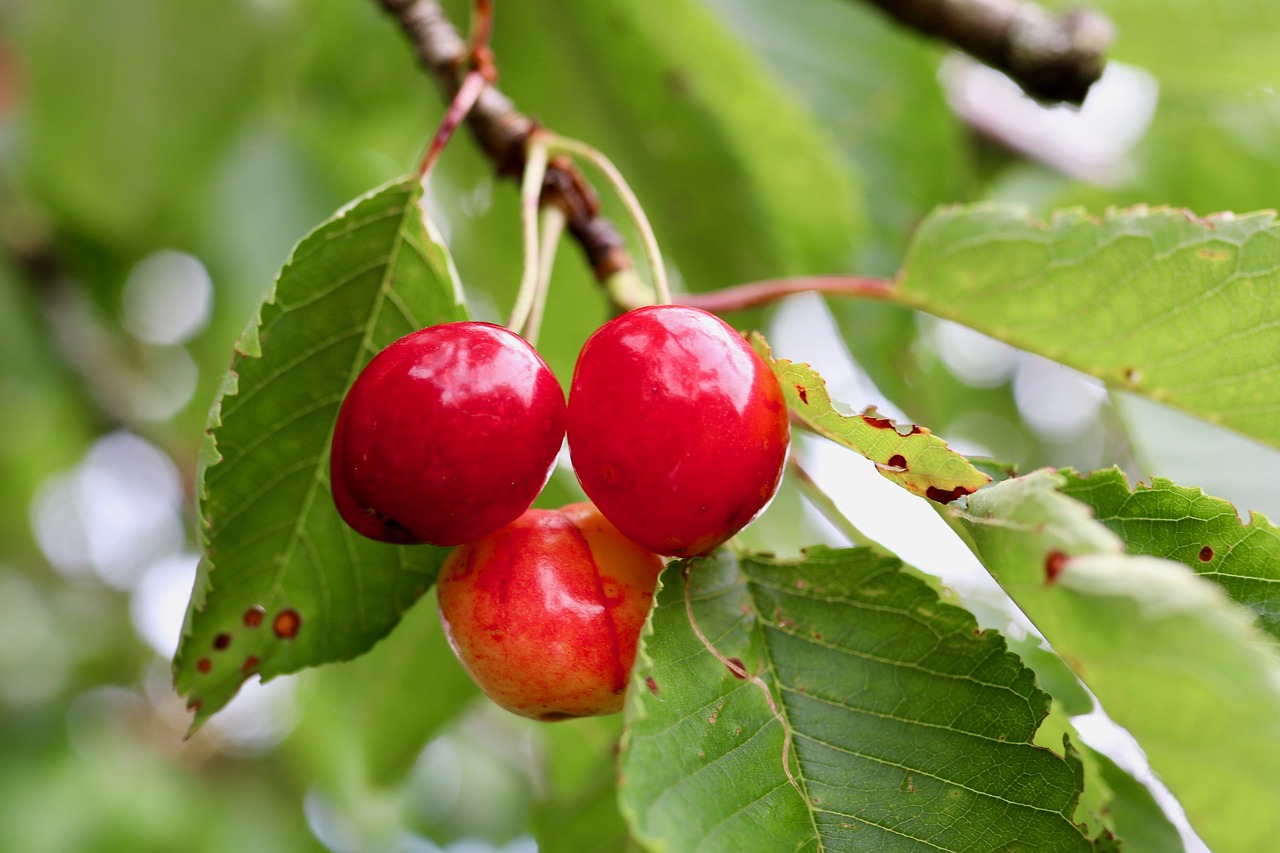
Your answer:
[567,305,789,557]
[436,501,665,720]
[331,322,566,546]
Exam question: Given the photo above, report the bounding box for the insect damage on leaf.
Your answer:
[749,332,989,502]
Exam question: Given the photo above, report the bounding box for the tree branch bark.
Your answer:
[858,0,1113,104]
[376,0,631,282]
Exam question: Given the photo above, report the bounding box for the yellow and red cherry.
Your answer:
[436,502,665,720]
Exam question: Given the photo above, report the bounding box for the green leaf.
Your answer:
[959,470,1280,853]
[897,204,1280,448]
[703,0,969,272]
[1061,467,1280,641]
[532,716,638,853]
[619,548,1099,852]
[18,0,265,245]
[496,0,863,290]
[1083,747,1186,853]
[754,334,990,503]
[1092,0,1280,95]
[174,177,467,725]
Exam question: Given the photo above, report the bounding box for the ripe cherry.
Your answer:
[331,322,565,546]
[436,502,665,720]
[567,305,789,557]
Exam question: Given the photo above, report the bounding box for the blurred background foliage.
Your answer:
[0,0,1276,849]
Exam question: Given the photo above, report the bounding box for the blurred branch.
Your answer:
[856,0,1114,104]
[376,0,632,282]
[0,225,128,432]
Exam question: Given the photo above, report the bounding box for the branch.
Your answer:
[377,0,631,281]
[858,0,1113,104]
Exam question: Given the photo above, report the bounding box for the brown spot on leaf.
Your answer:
[186,699,202,714]
[213,633,232,651]
[925,485,974,504]
[244,606,265,628]
[273,609,301,639]
[242,656,260,673]
[1045,550,1070,584]
[863,414,895,430]
[196,658,212,674]
[1198,248,1230,261]
[1122,366,1141,385]
[887,454,907,470]
[645,676,659,695]
[795,385,809,404]
[726,657,747,679]
[1198,545,1214,562]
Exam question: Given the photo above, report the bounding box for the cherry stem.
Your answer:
[675,275,899,314]
[414,0,496,180]
[540,132,671,306]
[788,456,885,552]
[416,69,487,179]
[521,205,566,347]
[507,139,549,333]
[680,562,803,799]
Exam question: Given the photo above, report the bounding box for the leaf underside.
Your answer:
[897,205,1280,448]
[173,177,467,726]
[959,470,1280,853]
[620,547,1099,852]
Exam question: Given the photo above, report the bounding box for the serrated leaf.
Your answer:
[958,470,1280,853]
[896,205,1280,448]
[1061,467,1280,641]
[752,334,989,503]
[174,177,467,725]
[619,548,1099,852]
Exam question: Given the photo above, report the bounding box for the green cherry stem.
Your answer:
[789,456,887,553]
[539,132,671,306]
[507,138,549,333]
[521,204,566,347]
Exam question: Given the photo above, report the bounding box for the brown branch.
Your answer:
[377,0,630,281]
[858,0,1113,104]
[675,276,899,314]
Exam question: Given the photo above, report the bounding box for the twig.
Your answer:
[857,0,1113,104]
[541,132,671,306]
[674,275,898,314]
[377,0,632,282]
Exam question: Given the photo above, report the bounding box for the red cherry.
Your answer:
[567,305,789,557]
[331,322,566,546]
[436,502,664,720]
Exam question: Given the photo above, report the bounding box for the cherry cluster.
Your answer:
[330,305,790,719]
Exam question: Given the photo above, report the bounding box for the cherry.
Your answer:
[436,502,664,720]
[331,322,565,546]
[567,305,789,557]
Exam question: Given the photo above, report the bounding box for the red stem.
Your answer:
[674,275,899,313]
[415,0,497,179]
[417,68,487,179]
